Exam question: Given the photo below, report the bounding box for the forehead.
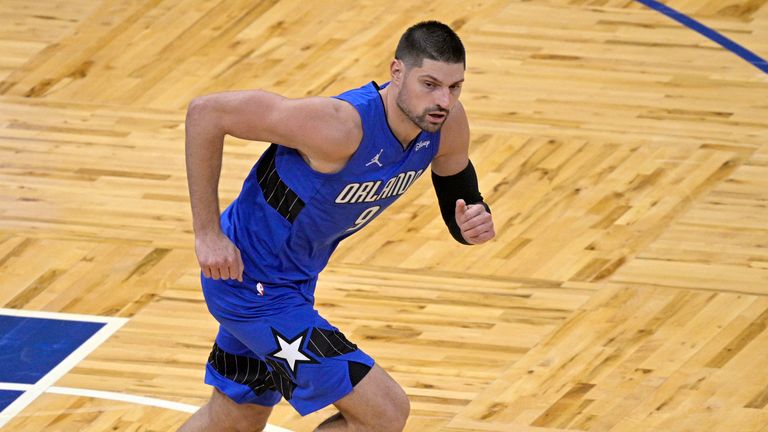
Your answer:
[407,59,465,84]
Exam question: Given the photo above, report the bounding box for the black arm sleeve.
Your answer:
[432,160,491,245]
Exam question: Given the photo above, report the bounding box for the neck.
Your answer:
[381,86,420,148]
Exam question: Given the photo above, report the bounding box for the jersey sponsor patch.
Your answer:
[414,139,430,151]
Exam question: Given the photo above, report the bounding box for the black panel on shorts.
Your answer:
[266,358,297,400]
[256,144,305,223]
[208,343,276,396]
[348,361,372,387]
[307,327,358,358]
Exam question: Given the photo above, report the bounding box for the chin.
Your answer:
[419,122,444,133]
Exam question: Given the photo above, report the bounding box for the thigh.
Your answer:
[331,364,410,430]
[208,388,273,430]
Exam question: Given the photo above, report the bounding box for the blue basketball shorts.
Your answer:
[200,274,375,416]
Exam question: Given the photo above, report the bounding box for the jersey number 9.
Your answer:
[345,206,381,232]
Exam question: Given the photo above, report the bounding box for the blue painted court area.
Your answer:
[0,390,23,411]
[0,310,126,429]
[0,315,105,384]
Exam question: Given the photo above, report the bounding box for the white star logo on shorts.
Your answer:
[268,329,317,375]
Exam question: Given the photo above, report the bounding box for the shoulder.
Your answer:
[327,96,363,136]
[271,95,363,161]
[319,96,363,160]
[188,88,364,165]
[280,95,361,136]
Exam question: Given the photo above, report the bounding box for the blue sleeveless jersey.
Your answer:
[220,81,440,287]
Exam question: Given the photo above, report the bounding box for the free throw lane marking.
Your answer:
[0,311,126,428]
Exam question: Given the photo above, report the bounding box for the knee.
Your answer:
[234,420,268,432]
[210,411,267,432]
[345,388,409,432]
[226,414,267,432]
[376,386,410,432]
[335,364,411,432]
[391,386,410,431]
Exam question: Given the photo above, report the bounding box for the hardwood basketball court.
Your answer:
[1,1,767,431]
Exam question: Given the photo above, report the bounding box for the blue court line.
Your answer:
[635,0,768,74]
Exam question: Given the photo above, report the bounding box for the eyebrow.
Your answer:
[419,74,465,86]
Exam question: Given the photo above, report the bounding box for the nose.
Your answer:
[435,87,450,110]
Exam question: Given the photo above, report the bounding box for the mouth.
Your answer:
[426,112,447,123]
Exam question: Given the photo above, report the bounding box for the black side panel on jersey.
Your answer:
[265,358,297,400]
[208,343,276,396]
[348,361,372,387]
[307,327,358,358]
[256,144,305,223]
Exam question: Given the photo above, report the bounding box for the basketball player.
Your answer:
[180,21,495,432]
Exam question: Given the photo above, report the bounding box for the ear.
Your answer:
[390,59,404,84]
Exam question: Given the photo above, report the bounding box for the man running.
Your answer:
[181,20,495,432]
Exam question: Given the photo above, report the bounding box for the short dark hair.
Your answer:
[395,21,465,69]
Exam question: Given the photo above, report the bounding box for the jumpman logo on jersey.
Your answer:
[366,149,384,167]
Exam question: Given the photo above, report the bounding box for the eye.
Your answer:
[424,81,435,89]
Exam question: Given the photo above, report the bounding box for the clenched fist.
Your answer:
[455,199,495,245]
[195,231,244,281]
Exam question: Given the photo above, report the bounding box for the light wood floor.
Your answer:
[1,1,767,431]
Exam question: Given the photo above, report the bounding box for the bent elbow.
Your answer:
[186,95,212,120]
[185,95,224,136]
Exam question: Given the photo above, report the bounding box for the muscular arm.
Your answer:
[184,89,361,278]
[185,89,361,235]
[431,102,495,245]
[432,101,471,177]
[184,98,225,237]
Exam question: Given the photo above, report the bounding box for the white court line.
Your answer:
[0,307,120,323]
[0,310,127,429]
[46,387,293,432]
[46,386,199,413]
[0,385,292,432]
[0,310,293,432]
[0,384,197,413]
[0,383,33,392]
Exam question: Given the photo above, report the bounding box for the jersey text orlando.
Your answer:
[335,169,424,204]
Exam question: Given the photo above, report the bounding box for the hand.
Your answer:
[455,199,495,245]
[195,231,244,281]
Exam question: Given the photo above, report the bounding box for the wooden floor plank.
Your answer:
[1,0,767,431]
